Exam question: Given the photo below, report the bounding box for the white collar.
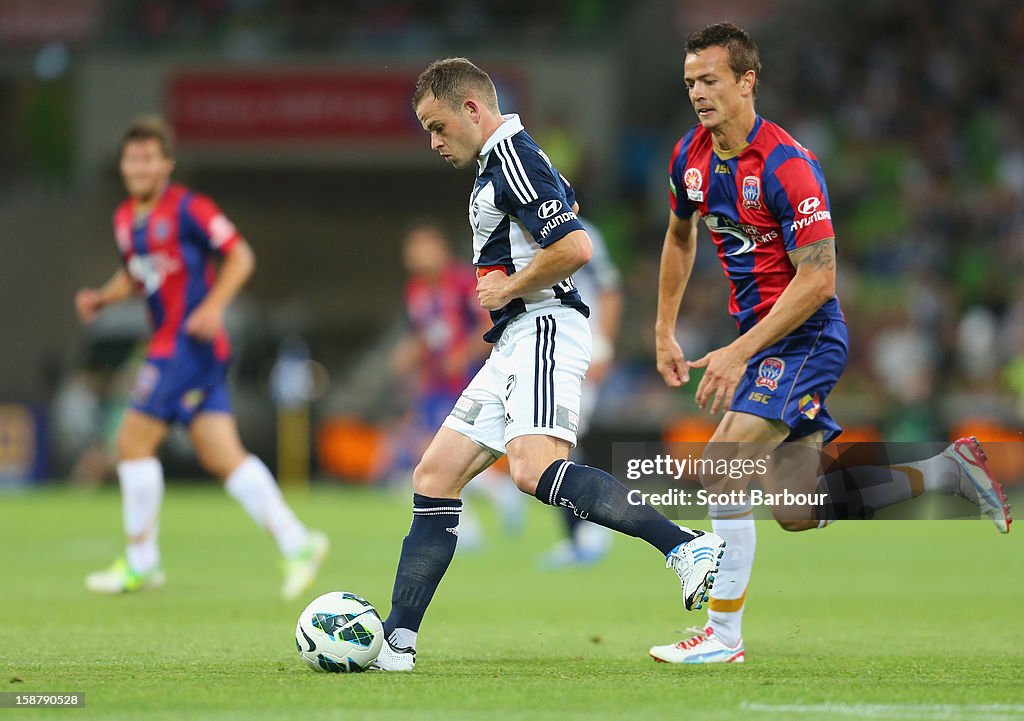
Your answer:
[478,114,524,170]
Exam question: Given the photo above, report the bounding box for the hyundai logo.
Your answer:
[538,199,562,219]
[797,197,821,215]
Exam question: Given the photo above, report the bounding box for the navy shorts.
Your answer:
[130,343,232,426]
[731,319,848,443]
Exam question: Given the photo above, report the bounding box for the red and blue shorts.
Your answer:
[130,340,232,425]
[730,319,848,443]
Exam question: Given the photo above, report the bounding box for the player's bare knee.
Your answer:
[510,470,539,496]
[197,446,247,481]
[507,459,545,495]
[411,460,460,498]
[114,436,134,462]
[116,431,150,462]
[201,457,234,482]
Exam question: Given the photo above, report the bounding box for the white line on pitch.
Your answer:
[739,702,1024,720]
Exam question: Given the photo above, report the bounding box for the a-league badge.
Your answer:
[684,167,703,202]
[181,388,206,412]
[755,357,785,391]
[798,392,821,420]
[742,175,762,209]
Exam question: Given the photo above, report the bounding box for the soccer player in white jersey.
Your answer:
[371,57,726,671]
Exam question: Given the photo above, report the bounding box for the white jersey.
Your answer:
[470,114,590,343]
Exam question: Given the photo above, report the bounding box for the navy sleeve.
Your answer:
[493,139,586,247]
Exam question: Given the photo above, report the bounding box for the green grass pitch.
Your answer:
[1,485,1022,720]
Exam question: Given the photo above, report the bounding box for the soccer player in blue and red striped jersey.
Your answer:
[391,220,523,546]
[75,116,327,600]
[652,23,1011,664]
[397,220,492,429]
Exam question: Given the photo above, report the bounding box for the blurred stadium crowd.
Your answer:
[1,0,1021,484]
[108,0,619,52]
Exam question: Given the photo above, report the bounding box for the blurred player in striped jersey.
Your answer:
[652,22,1011,664]
[75,116,327,600]
[391,219,523,549]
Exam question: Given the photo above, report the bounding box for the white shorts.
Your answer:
[442,306,591,456]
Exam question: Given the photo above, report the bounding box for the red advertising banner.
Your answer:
[166,71,424,143]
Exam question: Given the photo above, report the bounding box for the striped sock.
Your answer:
[383,494,462,638]
[534,460,695,556]
[707,506,755,648]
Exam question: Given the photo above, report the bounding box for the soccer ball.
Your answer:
[295,591,384,673]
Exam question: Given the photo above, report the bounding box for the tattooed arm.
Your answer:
[687,237,838,413]
[730,237,837,356]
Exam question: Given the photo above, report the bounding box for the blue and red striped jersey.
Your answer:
[113,183,240,360]
[404,261,487,395]
[669,115,844,334]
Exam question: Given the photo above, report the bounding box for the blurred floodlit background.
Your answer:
[1,0,1022,487]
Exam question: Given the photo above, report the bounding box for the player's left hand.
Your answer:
[477,271,512,311]
[687,343,751,414]
[185,301,225,341]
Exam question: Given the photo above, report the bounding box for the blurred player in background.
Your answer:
[75,115,328,600]
[372,57,727,672]
[391,219,523,550]
[653,23,1011,664]
[539,217,622,568]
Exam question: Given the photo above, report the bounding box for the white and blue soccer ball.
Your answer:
[295,592,384,673]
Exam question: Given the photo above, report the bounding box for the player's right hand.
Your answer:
[75,288,103,324]
[656,335,690,387]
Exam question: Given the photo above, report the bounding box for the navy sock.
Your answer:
[535,460,694,556]
[383,494,461,636]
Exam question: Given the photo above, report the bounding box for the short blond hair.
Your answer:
[412,57,499,112]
